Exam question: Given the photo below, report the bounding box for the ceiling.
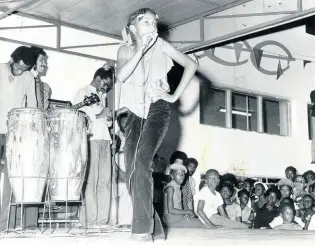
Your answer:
[0,0,252,38]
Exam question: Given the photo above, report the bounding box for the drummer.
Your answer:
[17,46,52,230]
[74,66,113,228]
[0,46,37,231]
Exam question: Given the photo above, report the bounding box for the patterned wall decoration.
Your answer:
[195,40,313,80]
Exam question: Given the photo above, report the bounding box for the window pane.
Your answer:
[200,87,226,127]
[263,99,280,135]
[248,96,258,131]
[231,93,257,131]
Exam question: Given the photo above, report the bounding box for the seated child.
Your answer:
[277,179,294,200]
[309,182,315,199]
[163,163,204,228]
[235,178,255,208]
[303,170,315,186]
[300,194,315,230]
[274,202,303,230]
[219,182,248,229]
[238,189,255,228]
[221,173,239,201]
[293,175,308,216]
[285,166,297,182]
[164,150,187,176]
[252,182,268,214]
[253,186,280,229]
[269,198,304,228]
[182,158,198,211]
[196,169,246,229]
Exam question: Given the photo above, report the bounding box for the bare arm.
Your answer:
[165,187,191,216]
[196,200,217,228]
[115,45,145,83]
[161,40,198,102]
[217,205,229,218]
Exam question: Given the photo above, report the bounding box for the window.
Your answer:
[263,99,280,135]
[200,85,290,136]
[231,93,257,131]
[200,88,226,127]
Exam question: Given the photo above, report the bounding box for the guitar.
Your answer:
[71,93,100,109]
[48,93,100,110]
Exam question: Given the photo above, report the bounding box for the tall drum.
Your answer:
[47,109,88,201]
[6,108,49,203]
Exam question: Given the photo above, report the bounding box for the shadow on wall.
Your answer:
[157,61,212,162]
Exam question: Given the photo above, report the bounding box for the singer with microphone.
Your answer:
[115,8,197,241]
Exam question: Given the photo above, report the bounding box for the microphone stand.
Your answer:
[110,68,119,226]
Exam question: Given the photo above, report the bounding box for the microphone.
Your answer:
[144,36,153,47]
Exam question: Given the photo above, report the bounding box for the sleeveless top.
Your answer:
[163,180,183,215]
[119,37,173,119]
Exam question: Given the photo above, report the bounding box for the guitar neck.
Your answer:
[71,102,85,110]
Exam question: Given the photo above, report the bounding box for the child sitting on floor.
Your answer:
[163,163,204,228]
[269,197,304,229]
[182,158,198,211]
[238,189,255,228]
[196,169,247,229]
[219,182,248,229]
[274,201,303,230]
[300,194,315,230]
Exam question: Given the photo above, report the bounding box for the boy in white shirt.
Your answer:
[195,169,225,228]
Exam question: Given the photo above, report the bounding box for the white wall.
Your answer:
[158,25,315,184]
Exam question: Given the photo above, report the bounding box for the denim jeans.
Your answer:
[124,100,170,236]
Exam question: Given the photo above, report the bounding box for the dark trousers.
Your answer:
[124,100,170,236]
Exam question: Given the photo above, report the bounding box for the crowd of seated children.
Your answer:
[150,149,315,231]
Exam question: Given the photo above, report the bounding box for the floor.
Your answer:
[0,226,314,246]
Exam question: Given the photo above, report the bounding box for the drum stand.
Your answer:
[41,177,87,233]
[5,176,48,234]
[6,176,87,234]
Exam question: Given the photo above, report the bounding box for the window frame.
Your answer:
[200,86,291,137]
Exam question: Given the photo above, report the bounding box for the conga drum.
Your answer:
[47,109,88,201]
[6,108,49,203]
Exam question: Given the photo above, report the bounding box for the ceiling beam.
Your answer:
[166,0,254,30]
[0,8,121,40]
[0,36,114,62]
[181,8,315,53]
[0,0,42,21]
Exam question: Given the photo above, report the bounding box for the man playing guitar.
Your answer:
[73,67,113,228]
